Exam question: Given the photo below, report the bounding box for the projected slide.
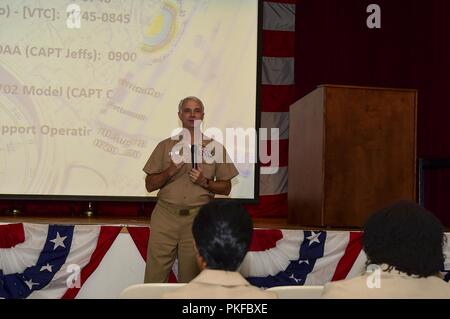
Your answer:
[0,0,258,199]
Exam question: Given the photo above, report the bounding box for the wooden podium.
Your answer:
[288,85,417,227]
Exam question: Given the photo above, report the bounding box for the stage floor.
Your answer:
[0,215,360,230]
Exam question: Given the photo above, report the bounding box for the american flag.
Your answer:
[245,0,295,218]
[242,230,450,288]
[0,223,121,299]
[2,223,448,298]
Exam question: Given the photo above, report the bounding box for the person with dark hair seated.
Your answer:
[322,200,450,299]
[163,201,277,299]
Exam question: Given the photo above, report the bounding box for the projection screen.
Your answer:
[0,0,259,200]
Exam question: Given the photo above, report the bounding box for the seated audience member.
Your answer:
[322,200,450,299]
[163,201,277,299]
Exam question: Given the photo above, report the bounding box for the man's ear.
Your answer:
[194,242,207,270]
[197,255,207,270]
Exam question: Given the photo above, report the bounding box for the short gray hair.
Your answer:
[178,96,204,112]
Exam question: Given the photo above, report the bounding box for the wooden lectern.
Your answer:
[288,85,417,227]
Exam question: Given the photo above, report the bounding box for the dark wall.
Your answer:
[295,0,450,225]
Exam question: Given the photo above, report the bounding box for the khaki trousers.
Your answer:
[144,201,201,283]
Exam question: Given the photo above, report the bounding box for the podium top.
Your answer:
[317,84,417,93]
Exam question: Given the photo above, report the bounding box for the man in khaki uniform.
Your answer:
[163,201,277,299]
[143,96,239,283]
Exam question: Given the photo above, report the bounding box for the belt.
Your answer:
[157,200,201,216]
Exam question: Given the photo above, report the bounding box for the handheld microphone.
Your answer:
[191,144,198,169]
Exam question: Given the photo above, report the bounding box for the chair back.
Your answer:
[119,283,186,299]
[266,285,324,299]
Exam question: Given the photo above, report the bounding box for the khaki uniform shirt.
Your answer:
[162,269,278,299]
[322,266,450,299]
[143,136,239,207]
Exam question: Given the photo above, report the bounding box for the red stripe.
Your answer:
[62,226,122,299]
[127,226,150,260]
[167,270,178,283]
[331,232,364,281]
[0,223,25,248]
[245,193,288,218]
[128,227,284,253]
[263,30,295,57]
[260,138,288,167]
[261,84,296,112]
[249,229,283,251]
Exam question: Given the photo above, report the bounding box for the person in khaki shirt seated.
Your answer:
[143,96,239,283]
[322,200,450,299]
[163,201,277,299]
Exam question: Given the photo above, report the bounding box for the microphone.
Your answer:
[191,144,198,169]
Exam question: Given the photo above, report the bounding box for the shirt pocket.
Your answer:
[201,163,215,179]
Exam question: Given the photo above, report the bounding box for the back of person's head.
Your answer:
[363,200,445,277]
[192,201,253,271]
